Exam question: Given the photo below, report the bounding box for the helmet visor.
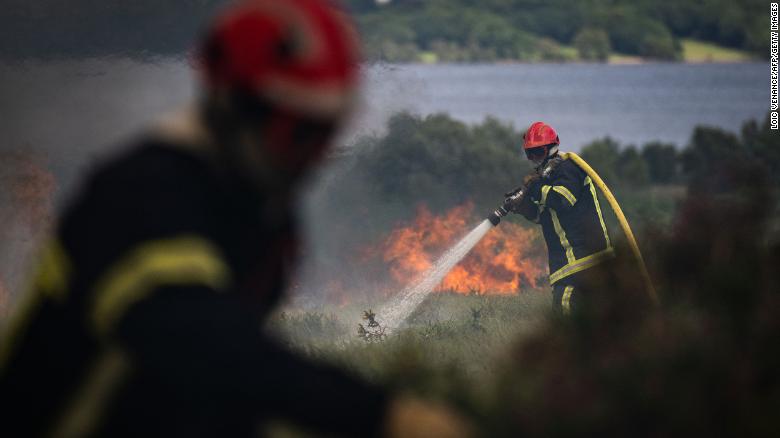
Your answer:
[524,145,547,162]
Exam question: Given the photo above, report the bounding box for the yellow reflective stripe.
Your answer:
[562,285,574,315]
[33,238,71,300]
[92,236,231,336]
[0,239,71,372]
[552,186,577,206]
[540,185,552,206]
[585,176,611,247]
[550,209,575,264]
[52,348,129,438]
[549,247,615,284]
[0,290,44,373]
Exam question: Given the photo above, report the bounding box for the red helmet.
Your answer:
[523,121,559,149]
[197,0,360,176]
[522,121,559,163]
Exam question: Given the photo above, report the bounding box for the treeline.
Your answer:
[314,113,533,249]
[580,115,780,188]
[318,111,779,242]
[0,0,766,61]
[345,0,766,62]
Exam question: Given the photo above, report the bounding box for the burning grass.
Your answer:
[362,202,547,296]
[0,150,56,312]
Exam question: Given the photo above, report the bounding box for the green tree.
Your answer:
[343,112,530,216]
[741,114,780,185]
[607,14,681,60]
[638,32,680,60]
[681,126,743,178]
[617,146,649,187]
[580,138,621,186]
[641,142,678,184]
[573,28,611,62]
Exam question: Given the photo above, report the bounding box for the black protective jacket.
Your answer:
[518,156,614,285]
[0,138,387,437]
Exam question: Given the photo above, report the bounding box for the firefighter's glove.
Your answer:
[524,175,544,203]
[384,395,474,438]
[503,192,525,214]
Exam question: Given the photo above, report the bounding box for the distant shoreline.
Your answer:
[370,55,761,66]
[0,55,766,69]
[368,38,758,66]
[368,59,766,67]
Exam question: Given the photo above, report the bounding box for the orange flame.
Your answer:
[0,151,56,308]
[4,151,56,232]
[377,202,546,294]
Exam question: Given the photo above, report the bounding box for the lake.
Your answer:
[0,59,769,190]
[357,62,768,149]
[0,59,769,303]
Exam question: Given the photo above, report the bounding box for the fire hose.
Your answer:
[488,152,658,305]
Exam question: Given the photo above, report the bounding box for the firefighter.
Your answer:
[510,122,614,314]
[0,1,469,437]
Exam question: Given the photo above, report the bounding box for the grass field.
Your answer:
[607,53,644,64]
[266,291,551,435]
[413,39,752,64]
[680,38,753,62]
[269,290,551,387]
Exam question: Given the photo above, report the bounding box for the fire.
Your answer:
[0,151,56,306]
[13,155,56,232]
[2,151,56,233]
[378,202,546,294]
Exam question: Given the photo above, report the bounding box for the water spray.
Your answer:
[380,152,657,330]
[380,219,494,331]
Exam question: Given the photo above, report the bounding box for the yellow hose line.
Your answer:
[560,152,659,305]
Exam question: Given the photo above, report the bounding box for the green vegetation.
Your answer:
[272,157,780,435]
[269,291,550,386]
[324,111,779,241]
[318,113,534,253]
[576,115,780,231]
[681,38,753,62]
[573,28,612,62]
[310,112,779,313]
[346,0,765,63]
[580,115,780,189]
[0,0,765,62]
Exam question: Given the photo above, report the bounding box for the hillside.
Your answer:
[0,0,766,62]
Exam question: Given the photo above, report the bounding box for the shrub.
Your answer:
[573,28,611,62]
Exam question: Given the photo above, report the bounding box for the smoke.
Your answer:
[0,58,200,309]
[0,151,56,312]
[0,58,195,195]
[0,57,425,310]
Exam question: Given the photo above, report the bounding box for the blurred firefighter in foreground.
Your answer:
[500,122,613,314]
[0,1,469,437]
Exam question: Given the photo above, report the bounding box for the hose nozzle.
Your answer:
[487,205,509,226]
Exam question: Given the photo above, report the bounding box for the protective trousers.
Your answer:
[551,272,593,315]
